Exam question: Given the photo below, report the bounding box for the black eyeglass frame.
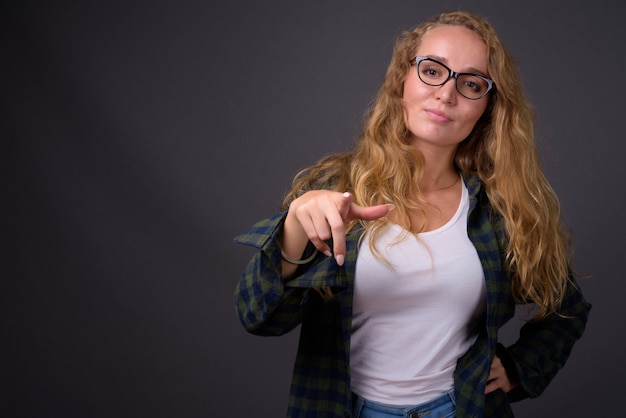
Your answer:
[410,55,495,100]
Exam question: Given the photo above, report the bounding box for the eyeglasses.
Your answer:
[410,56,495,100]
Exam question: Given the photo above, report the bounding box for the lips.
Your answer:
[425,109,452,123]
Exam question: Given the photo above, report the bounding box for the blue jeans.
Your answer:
[352,389,456,418]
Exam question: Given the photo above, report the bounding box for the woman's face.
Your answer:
[402,25,489,153]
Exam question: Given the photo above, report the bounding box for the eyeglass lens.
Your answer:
[417,59,490,99]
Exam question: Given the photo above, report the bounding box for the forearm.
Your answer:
[501,277,591,399]
[279,210,314,280]
[234,220,309,335]
[234,212,307,335]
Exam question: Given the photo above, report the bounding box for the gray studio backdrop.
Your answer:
[5,1,624,416]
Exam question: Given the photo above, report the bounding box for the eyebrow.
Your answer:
[426,55,488,76]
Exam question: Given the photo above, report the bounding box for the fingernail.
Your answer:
[335,254,344,266]
[385,203,396,211]
[323,250,332,257]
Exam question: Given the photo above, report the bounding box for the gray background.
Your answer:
[5,0,624,416]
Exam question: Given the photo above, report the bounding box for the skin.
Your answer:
[388,25,491,234]
[404,26,489,155]
[280,24,517,395]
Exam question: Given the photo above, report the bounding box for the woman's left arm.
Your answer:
[496,275,591,401]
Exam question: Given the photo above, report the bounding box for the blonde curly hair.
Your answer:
[283,10,570,318]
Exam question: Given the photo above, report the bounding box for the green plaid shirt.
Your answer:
[234,173,591,417]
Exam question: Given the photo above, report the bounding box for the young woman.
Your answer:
[234,10,590,418]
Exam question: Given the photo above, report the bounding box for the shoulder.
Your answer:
[461,172,487,211]
[462,172,508,244]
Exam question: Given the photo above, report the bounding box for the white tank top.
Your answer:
[350,180,486,405]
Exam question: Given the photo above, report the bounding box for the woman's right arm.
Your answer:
[280,190,391,277]
[234,191,391,336]
[233,211,308,336]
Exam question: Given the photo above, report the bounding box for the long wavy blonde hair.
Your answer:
[282,10,570,318]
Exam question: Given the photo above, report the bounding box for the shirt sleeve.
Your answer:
[233,212,346,336]
[232,212,305,336]
[501,275,592,401]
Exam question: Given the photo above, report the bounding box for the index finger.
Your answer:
[326,207,347,267]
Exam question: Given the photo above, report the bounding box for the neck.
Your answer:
[420,168,459,192]
[415,145,459,192]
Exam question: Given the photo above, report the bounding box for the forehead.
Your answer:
[416,25,488,73]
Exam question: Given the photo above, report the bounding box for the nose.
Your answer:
[435,76,458,103]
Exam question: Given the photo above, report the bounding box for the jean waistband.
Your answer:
[353,388,456,417]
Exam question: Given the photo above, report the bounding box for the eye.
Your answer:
[464,80,480,92]
[421,66,440,77]
[418,61,447,82]
[459,75,487,94]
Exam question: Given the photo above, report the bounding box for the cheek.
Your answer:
[402,83,414,104]
[402,84,428,114]
[464,104,488,127]
[402,70,428,103]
